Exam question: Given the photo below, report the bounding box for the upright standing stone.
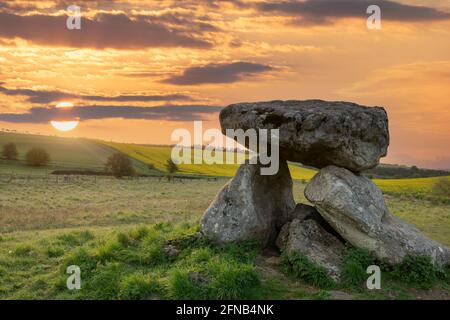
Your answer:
[200,160,295,246]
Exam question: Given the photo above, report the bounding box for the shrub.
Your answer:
[393,255,437,289]
[118,273,158,300]
[2,142,18,160]
[341,248,376,286]
[25,147,50,166]
[165,158,179,181]
[432,178,450,198]
[104,153,135,178]
[281,252,335,289]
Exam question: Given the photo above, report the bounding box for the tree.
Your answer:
[25,147,50,167]
[2,142,18,160]
[105,153,135,178]
[165,158,179,181]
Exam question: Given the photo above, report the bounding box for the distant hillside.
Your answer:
[0,132,149,174]
[102,141,318,180]
[365,163,449,179]
[1,132,448,180]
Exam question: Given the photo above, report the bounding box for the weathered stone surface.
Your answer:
[163,245,180,260]
[200,160,295,246]
[287,203,346,242]
[220,100,389,172]
[276,218,346,281]
[305,166,450,267]
[287,203,317,221]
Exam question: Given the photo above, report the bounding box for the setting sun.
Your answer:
[51,102,79,131]
[55,102,74,108]
[50,120,79,132]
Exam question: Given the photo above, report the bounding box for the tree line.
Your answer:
[2,142,179,180]
[2,142,50,167]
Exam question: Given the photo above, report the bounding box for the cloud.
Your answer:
[0,105,223,123]
[0,12,212,49]
[0,84,194,104]
[255,0,450,25]
[84,94,193,102]
[162,61,274,85]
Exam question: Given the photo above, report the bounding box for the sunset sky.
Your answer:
[0,0,449,169]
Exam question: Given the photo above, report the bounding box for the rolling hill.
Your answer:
[0,132,149,174]
[1,132,449,200]
[102,141,318,180]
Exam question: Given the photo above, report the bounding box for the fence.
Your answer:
[0,172,100,184]
[0,172,221,185]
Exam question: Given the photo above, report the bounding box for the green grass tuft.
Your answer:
[13,245,35,257]
[393,255,438,289]
[57,231,95,247]
[118,273,158,300]
[45,245,65,258]
[341,248,376,286]
[168,271,209,299]
[62,248,98,278]
[281,252,335,289]
[206,257,260,299]
[83,262,124,299]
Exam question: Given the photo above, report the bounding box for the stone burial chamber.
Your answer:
[200,99,450,280]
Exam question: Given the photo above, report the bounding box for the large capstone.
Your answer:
[305,166,450,267]
[220,100,389,172]
[200,160,295,246]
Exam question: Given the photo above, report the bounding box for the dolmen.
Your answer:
[200,100,450,280]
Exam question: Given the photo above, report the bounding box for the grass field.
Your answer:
[1,133,449,299]
[99,141,450,200]
[0,176,449,299]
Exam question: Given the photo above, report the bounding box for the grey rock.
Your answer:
[220,100,389,172]
[287,203,347,242]
[305,166,450,267]
[276,218,346,281]
[287,203,317,222]
[188,272,209,285]
[200,160,295,246]
[163,244,180,260]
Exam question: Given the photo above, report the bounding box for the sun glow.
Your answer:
[56,101,74,108]
[50,120,79,132]
[50,102,79,131]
